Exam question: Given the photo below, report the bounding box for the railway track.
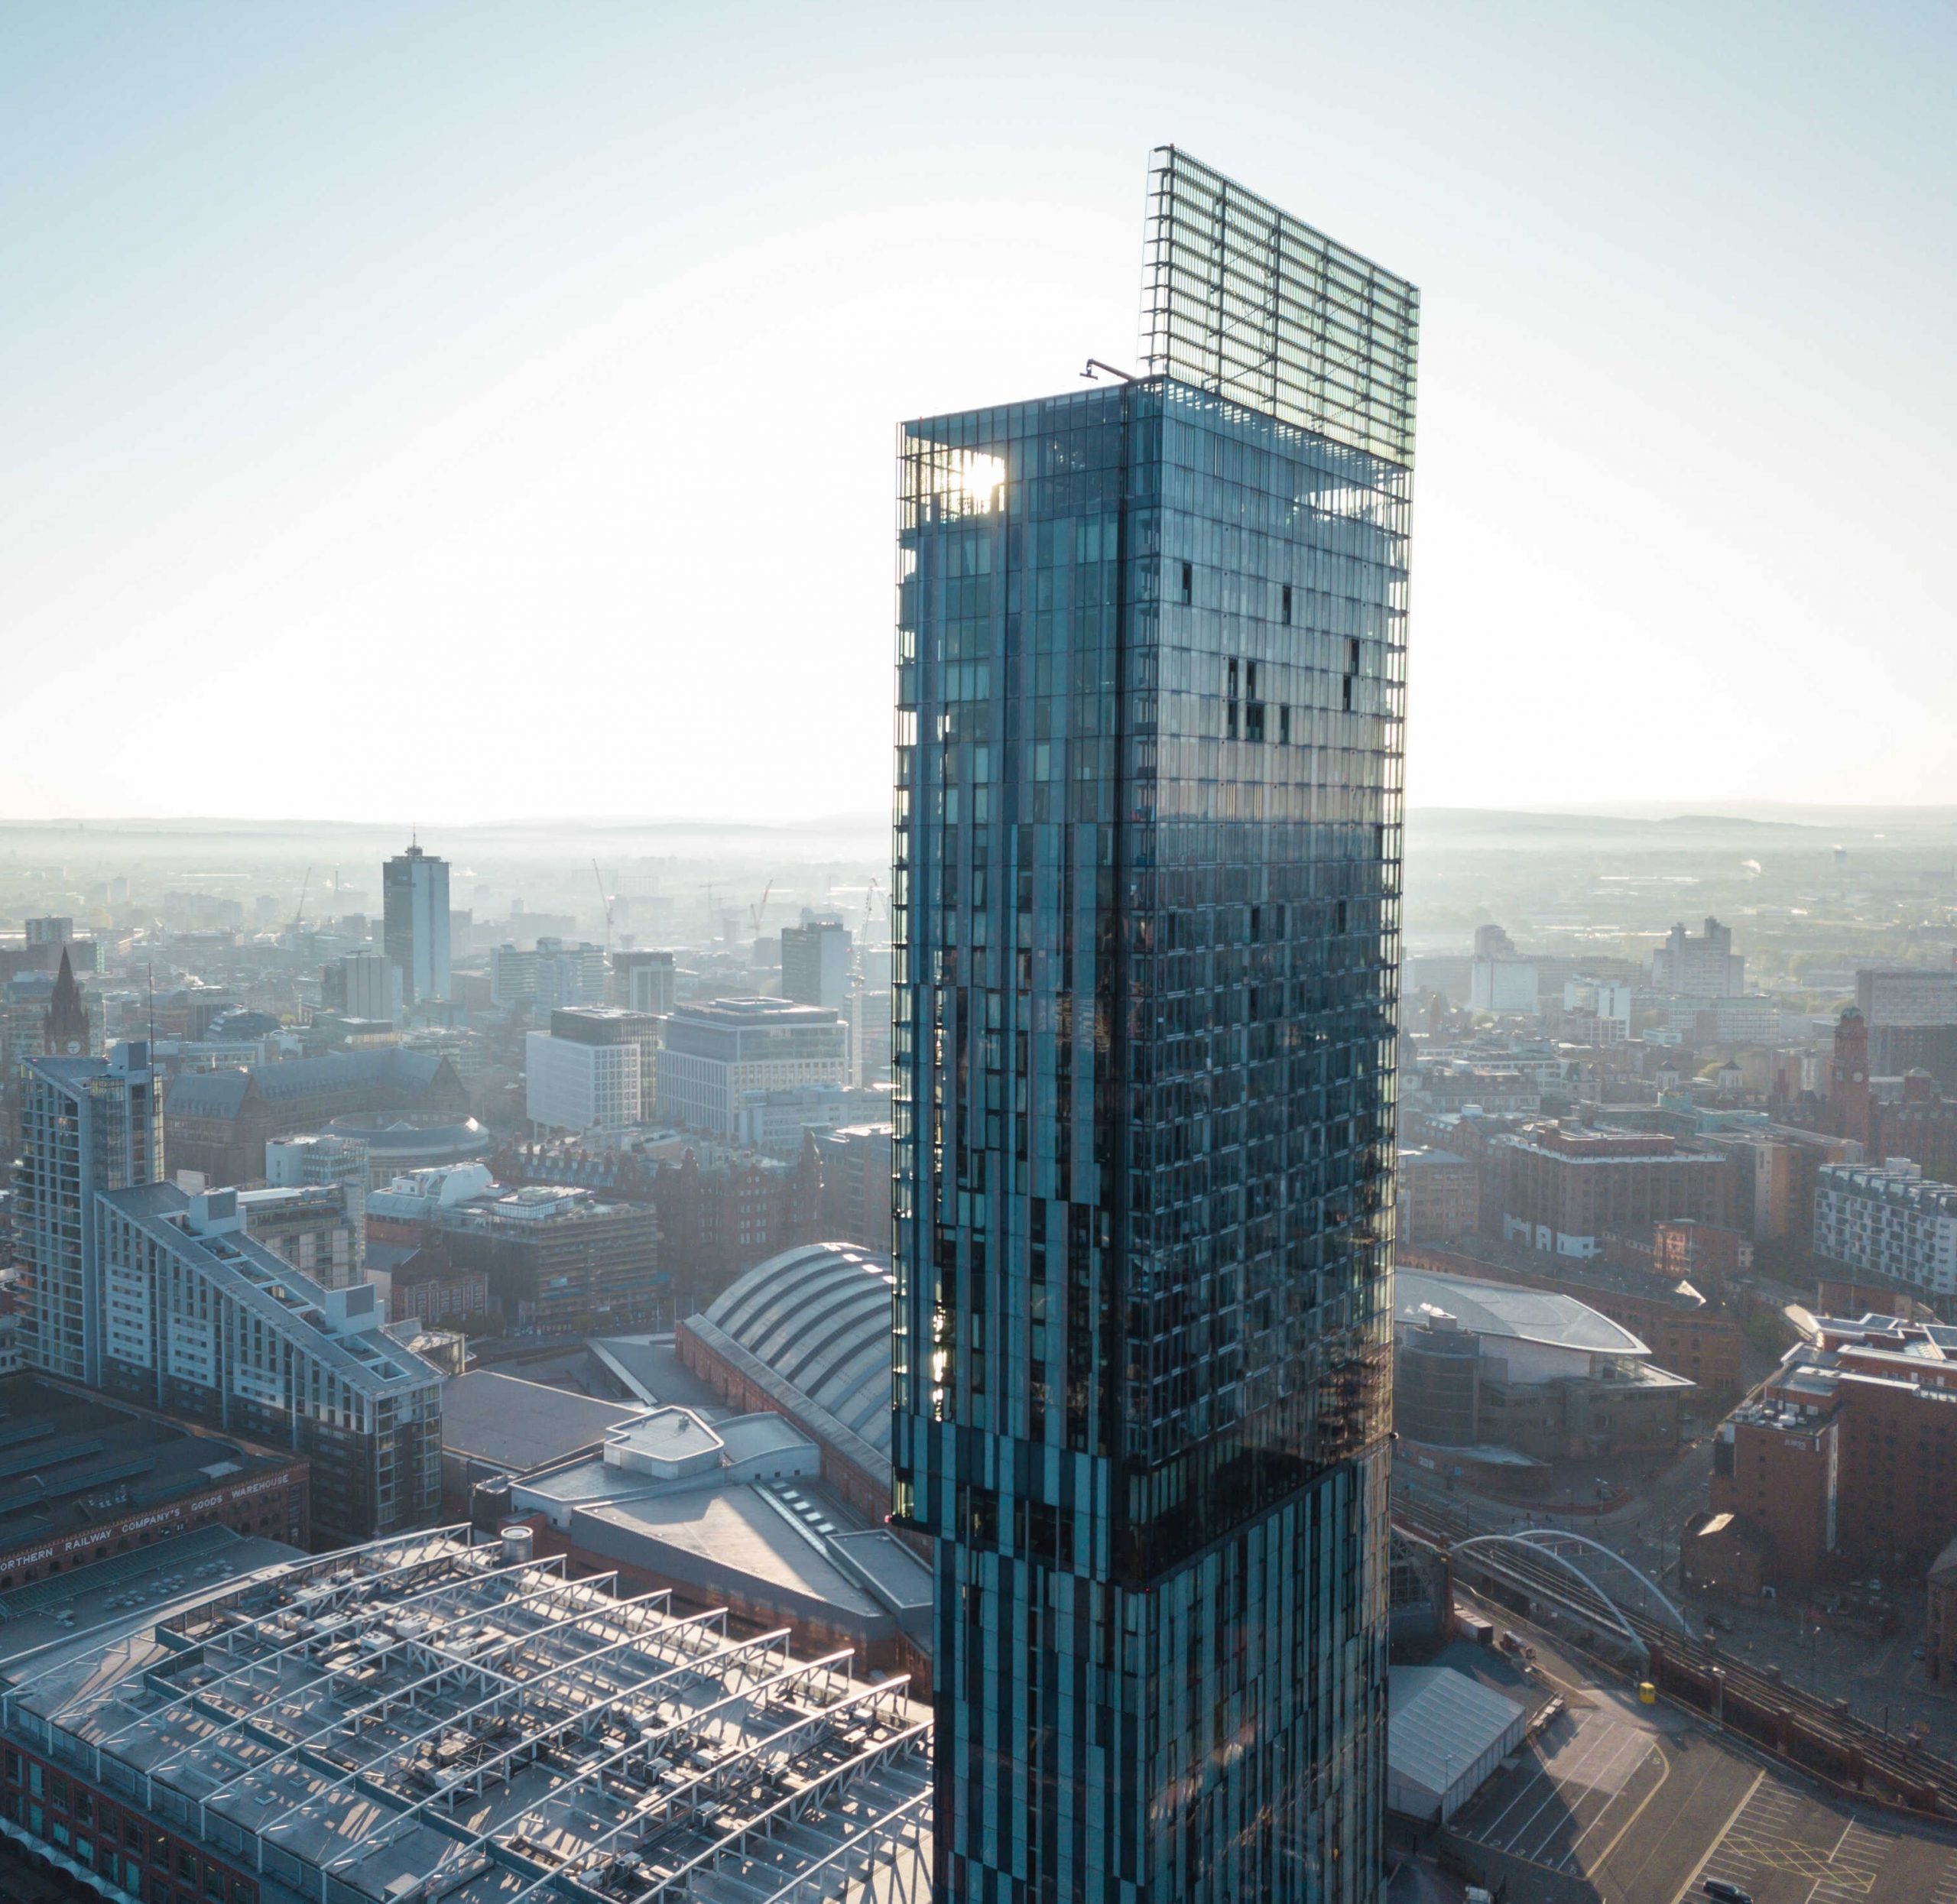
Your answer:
[1393,1496,1957,1818]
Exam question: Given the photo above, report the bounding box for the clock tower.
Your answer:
[43,946,91,1059]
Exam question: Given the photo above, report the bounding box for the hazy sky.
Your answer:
[5,2,1952,824]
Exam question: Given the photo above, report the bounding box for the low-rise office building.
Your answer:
[369,1164,664,1333]
[524,1007,659,1134]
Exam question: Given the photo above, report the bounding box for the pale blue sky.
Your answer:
[4,2,1952,822]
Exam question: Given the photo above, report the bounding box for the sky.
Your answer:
[3,2,1952,825]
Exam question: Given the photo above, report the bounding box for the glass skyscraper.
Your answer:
[892,149,1417,1902]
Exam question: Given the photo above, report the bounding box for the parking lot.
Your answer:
[1443,1600,1957,1904]
[1453,1701,1667,1876]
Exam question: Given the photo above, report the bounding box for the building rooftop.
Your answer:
[1386,1664,1527,1808]
[587,1334,724,1412]
[1397,1267,1649,1358]
[0,1375,298,1570]
[2,1528,930,1904]
[693,1244,897,1458]
[440,1370,647,1473]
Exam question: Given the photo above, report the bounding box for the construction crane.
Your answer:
[592,860,615,955]
[291,866,312,932]
[863,874,881,931]
[748,880,774,938]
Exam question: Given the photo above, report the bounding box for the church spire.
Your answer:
[44,946,90,1056]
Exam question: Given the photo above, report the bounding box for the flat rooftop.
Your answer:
[441,1370,647,1471]
[0,1374,297,1568]
[5,1528,930,1904]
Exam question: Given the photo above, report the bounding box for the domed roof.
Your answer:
[701,1242,894,1455]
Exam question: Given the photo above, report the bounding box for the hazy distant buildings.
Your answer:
[611,946,677,1015]
[382,841,451,1006]
[1651,915,1745,998]
[780,913,852,1010]
[23,915,73,947]
[1858,962,1957,1028]
[162,1046,470,1185]
[656,997,849,1137]
[323,947,399,1023]
[491,936,607,1010]
[1470,924,1538,1014]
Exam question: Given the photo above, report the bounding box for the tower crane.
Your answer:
[592,860,615,955]
[748,880,774,937]
[291,866,312,932]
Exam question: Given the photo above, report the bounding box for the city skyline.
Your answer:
[5,3,1952,825]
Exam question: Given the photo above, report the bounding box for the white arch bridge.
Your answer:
[1449,1529,1692,1659]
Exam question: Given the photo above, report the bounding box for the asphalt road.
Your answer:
[1446,1589,1957,1904]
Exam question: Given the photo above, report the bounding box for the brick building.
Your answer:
[490,1134,823,1319]
[0,1375,307,1592]
[1706,1315,1957,1589]
[1395,1146,1479,1241]
[1496,1121,1733,1258]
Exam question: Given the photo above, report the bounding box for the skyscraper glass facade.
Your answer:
[893,150,1416,1902]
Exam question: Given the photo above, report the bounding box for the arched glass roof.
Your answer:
[702,1242,896,1455]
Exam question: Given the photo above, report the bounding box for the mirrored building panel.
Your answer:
[894,154,1415,1904]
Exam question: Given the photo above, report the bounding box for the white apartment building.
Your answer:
[1651,916,1746,999]
[1469,955,1537,1015]
[1813,1159,1957,1296]
[655,997,850,1137]
[94,1182,446,1545]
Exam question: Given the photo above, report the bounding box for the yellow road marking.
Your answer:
[1589,1740,1670,1876]
[1670,1767,1765,1904]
